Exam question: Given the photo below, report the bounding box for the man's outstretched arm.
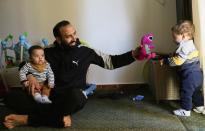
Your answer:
[91,48,140,70]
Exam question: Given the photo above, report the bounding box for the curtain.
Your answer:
[176,0,192,21]
[192,0,205,105]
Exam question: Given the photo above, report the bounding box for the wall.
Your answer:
[0,0,176,84]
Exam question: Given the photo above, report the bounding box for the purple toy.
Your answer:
[136,33,156,60]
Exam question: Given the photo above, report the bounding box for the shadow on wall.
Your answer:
[76,0,149,84]
[123,0,177,84]
[0,0,176,84]
[126,0,177,53]
[124,0,155,83]
[0,0,81,43]
[123,0,150,41]
[0,1,26,38]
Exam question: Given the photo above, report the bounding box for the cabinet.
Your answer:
[148,61,180,103]
[0,67,22,90]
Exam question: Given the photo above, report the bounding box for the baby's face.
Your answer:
[31,49,45,65]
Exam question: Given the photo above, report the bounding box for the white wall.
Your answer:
[0,0,176,84]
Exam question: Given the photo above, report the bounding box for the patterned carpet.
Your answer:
[0,87,205,131]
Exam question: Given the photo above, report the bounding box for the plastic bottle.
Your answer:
[132,95,144,101]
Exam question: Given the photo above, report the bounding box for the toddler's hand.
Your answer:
[160,59,164,66]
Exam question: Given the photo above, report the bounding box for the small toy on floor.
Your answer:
[132,95,144,101]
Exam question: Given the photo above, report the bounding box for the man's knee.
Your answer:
[4,89,36,113]
[4,89,24,105]
[71,88,87,112]
[73,89,87,106]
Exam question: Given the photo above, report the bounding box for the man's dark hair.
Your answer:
[28,45,44,56]
[53,20,70,38]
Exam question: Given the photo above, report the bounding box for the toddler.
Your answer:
[161,20,204,116]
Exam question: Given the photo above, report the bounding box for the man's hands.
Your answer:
[22,81,29,87]
[25,75,40,96]
[132,47,141,60]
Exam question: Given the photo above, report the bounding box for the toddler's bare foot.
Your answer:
[3,114,28,129]
[63,115,71,127]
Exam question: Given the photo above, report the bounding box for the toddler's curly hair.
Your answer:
[171,20,195,39]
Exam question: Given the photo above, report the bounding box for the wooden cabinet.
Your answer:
[147,61,180,103]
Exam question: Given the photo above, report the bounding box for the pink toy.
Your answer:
[136,33,156,60]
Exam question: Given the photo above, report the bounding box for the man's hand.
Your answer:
[26,75,40,96]
[132,46,141,60]
[22,81,29,87]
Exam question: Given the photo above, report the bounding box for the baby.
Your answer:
[19,45,54,104]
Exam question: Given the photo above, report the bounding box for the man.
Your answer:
[3,20,140,129]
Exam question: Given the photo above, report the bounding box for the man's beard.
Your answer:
[61,38,80,48]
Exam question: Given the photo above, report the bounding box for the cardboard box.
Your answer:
[0,67,22,90]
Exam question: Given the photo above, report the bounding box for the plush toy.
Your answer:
[136,33,156,60]
[41,38,49,47]
[1,34,14,50]
[0,34,15,68]
[14,32,31,63]
[18,33,31,49]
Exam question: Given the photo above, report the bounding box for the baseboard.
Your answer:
[96,83,147,92]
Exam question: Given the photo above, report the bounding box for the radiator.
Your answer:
[147,61,180,103]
